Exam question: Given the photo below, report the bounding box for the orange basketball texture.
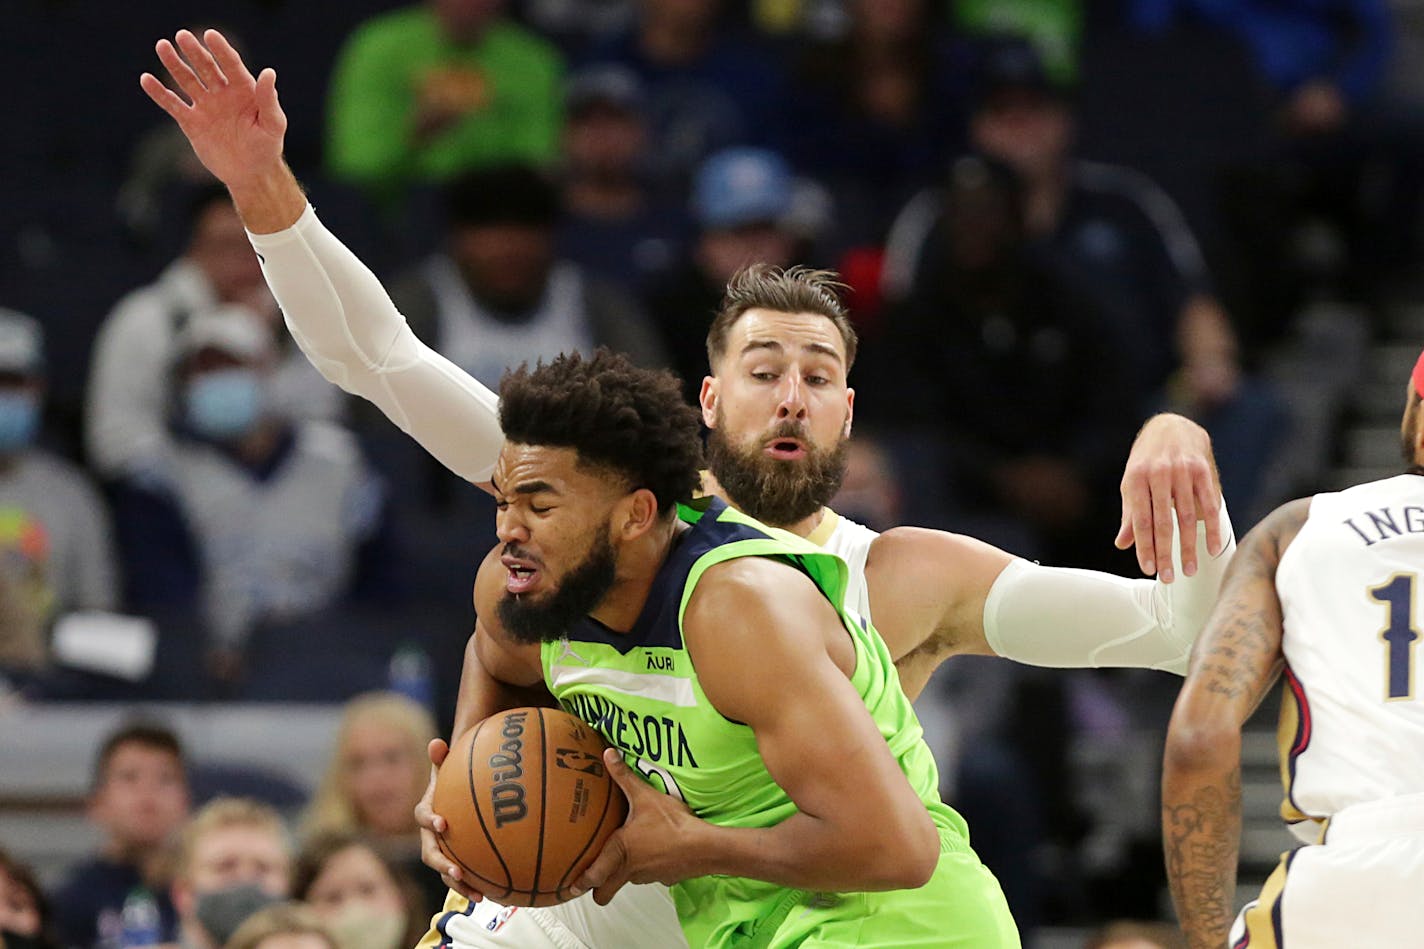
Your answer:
[433,707,628,907]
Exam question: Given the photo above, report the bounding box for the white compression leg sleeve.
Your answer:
[983,500,1236,676]
[247,204,504,484]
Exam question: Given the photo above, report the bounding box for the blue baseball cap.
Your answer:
[692,147,794,230]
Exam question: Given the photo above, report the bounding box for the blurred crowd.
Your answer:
[4,0,1423,942]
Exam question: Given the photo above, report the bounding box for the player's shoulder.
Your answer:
[684,556,829,637]
[473,545,508,615]
[693,553,810,595]
[1240,496,1313,565]
[867,525,1004,572]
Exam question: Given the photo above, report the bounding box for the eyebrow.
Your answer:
[490,477,559,497]
[740,339,844,364]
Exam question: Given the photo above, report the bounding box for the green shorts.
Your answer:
[679,827,1021,949]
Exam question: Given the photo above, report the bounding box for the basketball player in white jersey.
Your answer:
[1162,352,1424,948]
[139,31,1236,949]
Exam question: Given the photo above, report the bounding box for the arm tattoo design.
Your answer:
[1165,767,1243,949]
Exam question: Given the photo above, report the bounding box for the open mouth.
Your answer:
[501,556,542,594]
[764,438,808,461]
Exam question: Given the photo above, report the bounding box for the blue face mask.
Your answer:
[184,369,264,440]
[0,391,40,452]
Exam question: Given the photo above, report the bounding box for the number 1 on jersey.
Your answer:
[1369,573,1421,700]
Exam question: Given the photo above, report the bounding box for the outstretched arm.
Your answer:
[141,30,504,487]
[1162,498,1306,949]
[877,415,1234,698]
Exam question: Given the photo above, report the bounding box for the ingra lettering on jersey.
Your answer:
[1342,506,1424,546]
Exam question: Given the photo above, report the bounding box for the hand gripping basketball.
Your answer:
[574,748,701,906]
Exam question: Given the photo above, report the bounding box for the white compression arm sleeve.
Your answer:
[983,500,1236,676]
[246,204,503,483]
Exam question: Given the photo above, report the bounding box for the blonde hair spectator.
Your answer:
[223,902,337,949]
[302,692,436,841]
[177,798,289,882]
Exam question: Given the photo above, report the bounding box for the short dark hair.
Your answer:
[498,349,702,515]
[705,264,857,372]
[445,164,561,230]
[93,721,186,791]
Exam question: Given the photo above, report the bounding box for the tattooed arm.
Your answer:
[1161,497,1309,948]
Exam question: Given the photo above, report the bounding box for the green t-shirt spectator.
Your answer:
[326,5,564,197]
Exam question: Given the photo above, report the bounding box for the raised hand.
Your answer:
[1116,413,1224,581]
[140,30,286,190]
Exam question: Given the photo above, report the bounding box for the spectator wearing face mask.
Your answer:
[292,834,424,949]
[110,307,401,699]
[0,309,118,693]
[170,799,292,949]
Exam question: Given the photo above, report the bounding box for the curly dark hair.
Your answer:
[499,349,703,514]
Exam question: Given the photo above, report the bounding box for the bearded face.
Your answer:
[705,407,849,527]
[497,528,618,644]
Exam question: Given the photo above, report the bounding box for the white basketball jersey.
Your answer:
[1274,474,1424,839]
[808,508,880,625]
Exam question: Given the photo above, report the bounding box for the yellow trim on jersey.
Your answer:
[1276,685,1310,826]
[1238,853,1291,949]
[417,889,478,949]
[804,508,841,548]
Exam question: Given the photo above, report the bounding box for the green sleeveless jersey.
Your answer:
[539,497,970,945]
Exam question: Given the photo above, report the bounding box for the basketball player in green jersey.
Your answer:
[461,349,1019,946]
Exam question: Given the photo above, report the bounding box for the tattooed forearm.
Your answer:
[1163,501,1307,947]
[1164,767,1242,949]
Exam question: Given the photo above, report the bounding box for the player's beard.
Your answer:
[497,531,617,644]
[706,415,849,527]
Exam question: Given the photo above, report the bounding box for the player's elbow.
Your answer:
[1164,718,1239,775]
[866,810,938,889]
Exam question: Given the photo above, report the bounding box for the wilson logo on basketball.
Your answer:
[489,711,529,827]
[554,748,604,776]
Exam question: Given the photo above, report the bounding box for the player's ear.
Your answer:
[844,386,855,438]
[615,488,661,542]
[699,375,718,429]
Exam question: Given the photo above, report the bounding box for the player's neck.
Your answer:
[588,517,688,633]
[780,507,828,539]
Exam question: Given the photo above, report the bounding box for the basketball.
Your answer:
[433,706,628,907]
